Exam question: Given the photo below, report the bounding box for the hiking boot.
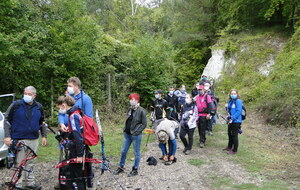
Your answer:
[222,147,231,151]
[183,147,188,153]
[127,167,138,177]
[208,131,213,136]
[228,150,237,155]
[185,150,191,155]
[199,142,205,148]
[113,167,124,175]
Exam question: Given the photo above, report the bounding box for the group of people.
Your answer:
[3,74,244,189]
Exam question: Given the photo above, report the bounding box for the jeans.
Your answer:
[179,126,195,150]
[228,123,241,152]
[119,133,142,169]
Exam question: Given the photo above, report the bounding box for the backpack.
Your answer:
[69,110,100,146]
[210,96,218,115]
[242,105,247,120]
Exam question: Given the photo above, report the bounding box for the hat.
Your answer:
[199,85,204,90]
[129,93,140,102]
[146,156,157,166]
[157,130,169,144]
[154,90,163,94]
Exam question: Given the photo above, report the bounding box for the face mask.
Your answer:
[199,91,204,95]
[181,88,186,91]
[202,77,207,80]
[23,95,33,103]
[130,100,136,106]
[67,87,75,95]
[58,108,67,114]
[186,99,192,104]
[204,86,209,91]
[155,94,160,99]
[169,91,174,95]
[231,94,237,99]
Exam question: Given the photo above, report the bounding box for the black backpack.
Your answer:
[242,105,247,120]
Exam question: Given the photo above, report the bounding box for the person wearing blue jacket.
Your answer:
[4,86,47,189]
[223,89,243,154]
[58,77,93,132]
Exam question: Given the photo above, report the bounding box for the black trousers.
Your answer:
[179,126,195,150]
[197,116,208,143]
[228,123,241,152]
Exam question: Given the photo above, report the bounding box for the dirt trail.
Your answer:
[0,113,299,190]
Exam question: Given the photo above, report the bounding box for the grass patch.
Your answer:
[210,176,290,190]
[187,158,207,166]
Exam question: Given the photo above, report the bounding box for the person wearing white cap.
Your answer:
[156,119,179,165]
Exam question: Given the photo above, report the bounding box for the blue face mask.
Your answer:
[169,91,174,95]
[155,94,160,99]
[231,94,237,99]
[202,77,207,80]
[23,95,33,103]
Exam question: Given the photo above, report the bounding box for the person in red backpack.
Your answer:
[56,95,86,190]
[195,85,213,148]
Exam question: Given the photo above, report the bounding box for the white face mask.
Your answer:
[67,87,75,95]
[155,94,160,99]
[204,86,209,91]
[23,95,33,103]
[58,108,67,114]
[130,99,137,106]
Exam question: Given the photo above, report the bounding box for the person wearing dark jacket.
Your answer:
[4,86,47,189]
[165,86,179,121]
[199,74,211,85]
[191,82,200,98]
[56,95,86,189]
[151,90,169,129]
[195,85,213,148]
[223,89,243,154]
[114,93,147,177]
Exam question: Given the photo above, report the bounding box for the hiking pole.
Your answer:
[146,112,155,147]
[96,109,107,174]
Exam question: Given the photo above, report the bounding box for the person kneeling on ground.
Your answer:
[114,93,147,177]
[156,119,179,165]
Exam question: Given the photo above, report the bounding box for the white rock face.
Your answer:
[202,49,226,82]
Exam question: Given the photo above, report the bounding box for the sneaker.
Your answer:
[228,150,237,155]
[185,150,191,155]
[113,167,124,175]
[208,131,213,136]
[222,147,231,151]
[127,167,138,177]
[199,142,205,148]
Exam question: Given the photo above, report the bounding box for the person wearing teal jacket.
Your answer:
[223,89,243,154]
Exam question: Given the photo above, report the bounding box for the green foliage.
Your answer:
[124,35,176,106]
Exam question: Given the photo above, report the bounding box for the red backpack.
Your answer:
[69,110,100,146]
